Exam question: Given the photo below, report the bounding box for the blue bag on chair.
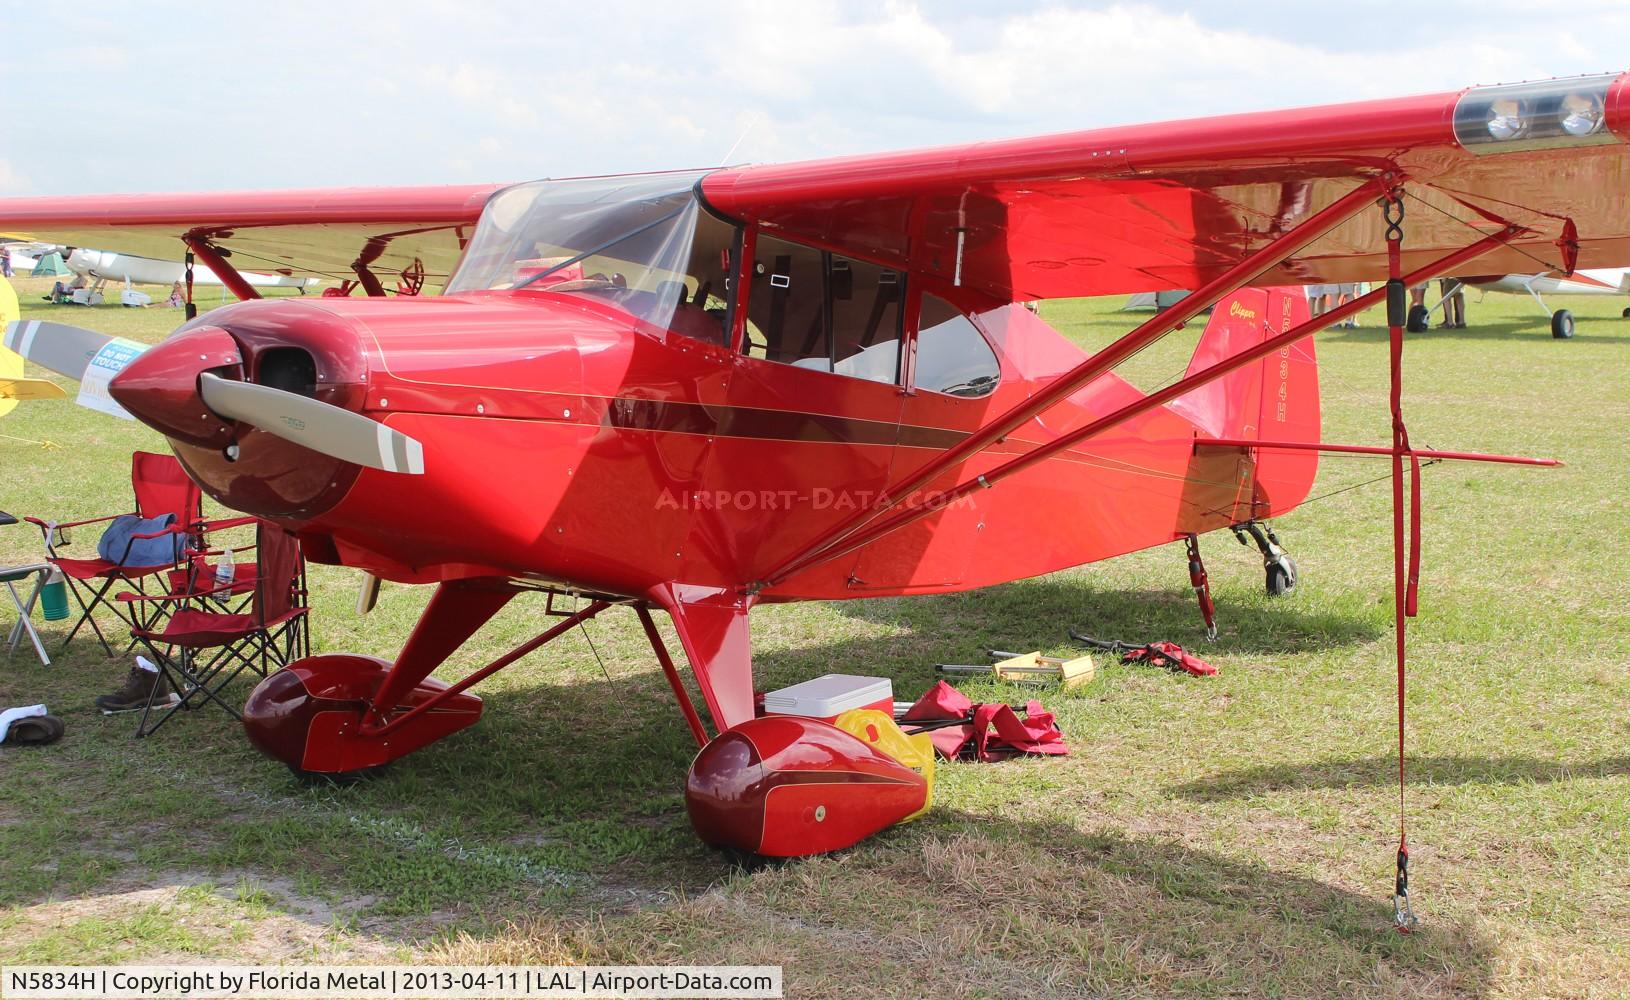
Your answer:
[96,513,183,566]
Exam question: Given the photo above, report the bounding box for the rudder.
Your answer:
[1170,287,1320,519]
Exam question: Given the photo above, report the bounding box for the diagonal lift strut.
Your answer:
[757,195,1526,589]
[751,175,1396,592]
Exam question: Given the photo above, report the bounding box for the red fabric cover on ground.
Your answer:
[903,683,1068,761]
[927,727,973,759]
[972,700,1069,761]
[1123,640,1217,676]
[902,680,970,720]
[902,681,975,757]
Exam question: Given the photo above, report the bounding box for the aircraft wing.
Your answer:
[701,72,1630,300]
[1,74,1625,303]
[0,184,503,288]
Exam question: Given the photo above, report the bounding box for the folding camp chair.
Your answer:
[25,451,202,656]
[124,522,309,737]
[0,510,51,666]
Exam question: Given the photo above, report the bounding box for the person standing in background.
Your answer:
[1306,283,1331,318]
[1331,283,1360,328]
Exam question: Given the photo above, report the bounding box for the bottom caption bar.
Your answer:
[1,966,783,999]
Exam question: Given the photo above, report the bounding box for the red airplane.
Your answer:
[1,73,1621,860]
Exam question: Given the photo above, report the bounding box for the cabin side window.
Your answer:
[744,233,904,385]
[914,294,1001,397]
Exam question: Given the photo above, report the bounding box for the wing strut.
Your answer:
[751,175,1396,592]
[757,220,1525,585]
[182,235,262,303]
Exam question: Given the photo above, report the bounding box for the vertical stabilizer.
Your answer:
[1170,287,1321,518]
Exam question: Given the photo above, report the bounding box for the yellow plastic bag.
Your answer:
[834,708,935,822]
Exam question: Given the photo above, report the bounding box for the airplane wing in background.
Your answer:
[0,184,504,288]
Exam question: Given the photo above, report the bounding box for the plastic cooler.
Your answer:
[762,674,893,724]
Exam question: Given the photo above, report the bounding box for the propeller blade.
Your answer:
[198,372,425,475]
[1,320,145,381]
[3,320,149,419]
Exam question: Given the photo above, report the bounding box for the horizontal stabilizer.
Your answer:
[1196,437,1561,467]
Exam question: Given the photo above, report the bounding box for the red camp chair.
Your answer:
[123,522,309,737]
[26,451,202,656]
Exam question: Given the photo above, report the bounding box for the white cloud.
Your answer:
[426,63,542,128]
[0,159,30,196]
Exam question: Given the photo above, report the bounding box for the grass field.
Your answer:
[0,273,1626,999]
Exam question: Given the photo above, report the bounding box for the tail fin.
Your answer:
[1169,287,1320,518]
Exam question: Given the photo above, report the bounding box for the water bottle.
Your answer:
[214,548,234,594]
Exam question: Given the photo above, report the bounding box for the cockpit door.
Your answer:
[687,231,908,587]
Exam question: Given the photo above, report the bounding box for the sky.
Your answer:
[1,0,1627,196]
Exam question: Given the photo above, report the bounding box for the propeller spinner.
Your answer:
[1,318,424,475]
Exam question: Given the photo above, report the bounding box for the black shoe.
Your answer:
[1,714,64,746]
[95,664,178,714]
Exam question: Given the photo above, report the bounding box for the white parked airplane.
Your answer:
[3,241,317,291]
[64,248,318,291]
[1416,268,1630,338]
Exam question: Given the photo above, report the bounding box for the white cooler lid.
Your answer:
[762,673,893,716]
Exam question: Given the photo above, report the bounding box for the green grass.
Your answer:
[1,273,1628,997]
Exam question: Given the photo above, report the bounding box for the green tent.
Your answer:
[30,252,69,277]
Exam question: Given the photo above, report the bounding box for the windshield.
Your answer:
[446,170,712,331]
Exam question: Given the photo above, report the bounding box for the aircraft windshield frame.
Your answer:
[446,170,712,331]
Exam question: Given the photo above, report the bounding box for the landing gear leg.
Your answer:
[1526,280,1575,339]
[1184,534,1218,640]
[1232,520,1298,596]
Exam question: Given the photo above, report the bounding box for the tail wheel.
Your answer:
[1265,556,1298,597]
[1551,309,1575,339]
[1406,305,1431,333]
